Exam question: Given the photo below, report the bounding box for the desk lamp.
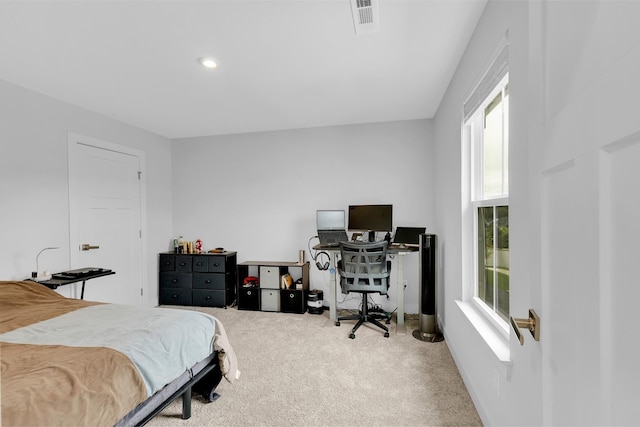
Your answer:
[32,246,60,281]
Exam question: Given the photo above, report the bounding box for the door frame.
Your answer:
[67,132,148,304]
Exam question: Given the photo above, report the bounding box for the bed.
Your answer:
[0,280,239,426]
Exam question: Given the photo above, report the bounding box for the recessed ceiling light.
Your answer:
[199,56,218,69]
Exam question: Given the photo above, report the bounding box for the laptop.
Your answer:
[316,210,349,247]
[393,226,426,247]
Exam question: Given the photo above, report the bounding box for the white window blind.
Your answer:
[463,32,509,124]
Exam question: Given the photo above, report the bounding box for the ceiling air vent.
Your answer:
[350,0,379,35]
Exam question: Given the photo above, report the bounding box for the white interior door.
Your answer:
[68,133,143,306]
[538,122,640,426]
[525,1,640,424]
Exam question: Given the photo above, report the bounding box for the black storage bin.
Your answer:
[238,287,260,310]
[281,289,306,314]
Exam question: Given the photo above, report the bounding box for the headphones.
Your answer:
[315,251,330,271]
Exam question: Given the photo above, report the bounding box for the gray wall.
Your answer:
[433,1,536,424]
[0,75,434,314]
[172,119,435,313]
[0,79,173,307]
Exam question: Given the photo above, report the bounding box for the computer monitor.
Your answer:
[316,210,345,230]
[393,226,426,247]
[347,204,393,232]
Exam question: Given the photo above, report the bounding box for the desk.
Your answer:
[32,268,115,300]
[313,243,417,334]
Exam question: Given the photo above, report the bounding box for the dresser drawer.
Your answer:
[159,254,175,271]
[175,255,192,272]
[193,289,225,307]
[208,256,226,273]
[159,272,191,289]
[193,273,226,290]
[160,288,192,305]
[192,257,209,272]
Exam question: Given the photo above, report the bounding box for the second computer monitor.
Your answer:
[316,209,345,230]
[347,204,393,233]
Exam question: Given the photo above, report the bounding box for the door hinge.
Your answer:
[137,171,142,180]
[139,229,142,238]
[140,288,143,296]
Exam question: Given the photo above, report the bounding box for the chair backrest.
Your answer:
[337,241,390,295]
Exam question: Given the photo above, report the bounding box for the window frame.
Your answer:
[465,73,510,338]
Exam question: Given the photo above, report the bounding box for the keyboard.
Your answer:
[319,230,349,246]
[52,268,111,280]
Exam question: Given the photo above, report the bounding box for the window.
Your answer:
[471,79,509,322]
[463,35,509,331]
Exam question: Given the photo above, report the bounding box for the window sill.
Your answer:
[455,300,513,378]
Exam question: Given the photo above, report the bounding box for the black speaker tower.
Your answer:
[413,233,443,342]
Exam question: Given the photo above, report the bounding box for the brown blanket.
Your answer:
[1,342,147,426]
[0,282,147,426]
[0,280,103,334]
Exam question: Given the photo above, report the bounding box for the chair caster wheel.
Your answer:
[349,333,356,339]
[384,332,390,338]
[335,321,340,327]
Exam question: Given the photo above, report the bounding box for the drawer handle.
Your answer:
[247,290,253,296]
[163,262,171,266]
[172,294,179,299]
[171,279,178,283]
[213,263,220,267]
[180,262,187,266]
[289,293,295,298]
[196,262,204,267]
[205,295,211,300]
[205,280,212,284]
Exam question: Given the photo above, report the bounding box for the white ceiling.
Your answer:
[0,0,487,139]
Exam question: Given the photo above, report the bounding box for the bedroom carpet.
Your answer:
[147,306,482,427]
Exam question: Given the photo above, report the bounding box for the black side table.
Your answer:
[33,268,115,299]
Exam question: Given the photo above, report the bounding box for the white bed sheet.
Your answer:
[0,304,217,396]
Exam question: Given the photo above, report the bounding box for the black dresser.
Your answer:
[158,252,237,308]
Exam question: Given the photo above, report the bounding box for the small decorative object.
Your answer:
[195,239,202,254]
[243,276,259,287]
[281,274,293,289]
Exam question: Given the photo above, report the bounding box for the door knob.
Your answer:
[510,309,540,345]
[81,244,100,251]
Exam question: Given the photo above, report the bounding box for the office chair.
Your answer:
[335,240,392,338]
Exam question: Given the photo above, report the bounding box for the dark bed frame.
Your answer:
[115,353,223,426]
